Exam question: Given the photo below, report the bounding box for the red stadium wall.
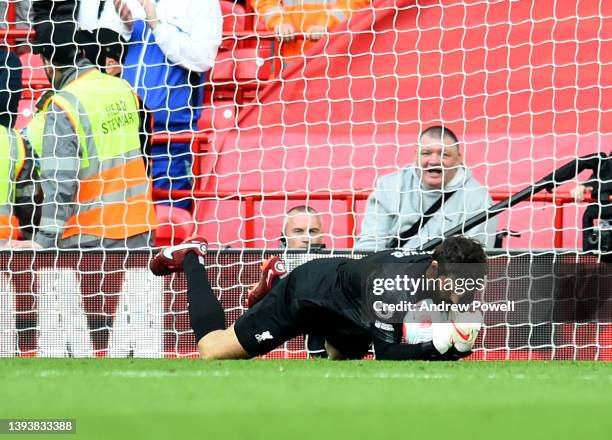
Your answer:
[196,0,611,249]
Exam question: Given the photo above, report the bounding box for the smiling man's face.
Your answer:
[417,132,463,189]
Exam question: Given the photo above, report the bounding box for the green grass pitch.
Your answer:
[1,359,611,440]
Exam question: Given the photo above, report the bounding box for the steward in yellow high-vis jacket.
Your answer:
[25,22,156,250]
[0,126,39,242]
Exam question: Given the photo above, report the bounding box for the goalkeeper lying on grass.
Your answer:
[150,236,487,360]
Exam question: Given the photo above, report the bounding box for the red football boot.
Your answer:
[246,256,287,307]
[150,236,209,276]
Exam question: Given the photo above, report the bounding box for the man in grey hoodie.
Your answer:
[355,126,497,251]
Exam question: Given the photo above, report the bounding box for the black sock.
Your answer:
[184,252,225,341]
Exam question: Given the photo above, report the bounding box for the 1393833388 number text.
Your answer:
[0,419,76,434]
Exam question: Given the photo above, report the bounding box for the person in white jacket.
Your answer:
[355,126,497,251]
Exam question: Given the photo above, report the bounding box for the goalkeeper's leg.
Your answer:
[183,252,251,359]
[150,238,249,359]
[150,238,302,359]
[186,252,304,359]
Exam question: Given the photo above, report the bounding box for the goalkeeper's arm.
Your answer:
[372,337,470,361]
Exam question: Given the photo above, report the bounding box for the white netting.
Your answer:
[0,0,610,359]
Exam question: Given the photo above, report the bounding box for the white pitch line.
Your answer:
[3,369,611,381]
[6,369,459,380]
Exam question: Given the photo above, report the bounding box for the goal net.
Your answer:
[0,0,610,359]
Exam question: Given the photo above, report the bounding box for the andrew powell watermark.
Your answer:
[361,263,514,323]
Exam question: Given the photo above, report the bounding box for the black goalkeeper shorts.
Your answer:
[234,260,371,359]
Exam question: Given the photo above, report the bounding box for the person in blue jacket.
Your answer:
[115,0,222,210]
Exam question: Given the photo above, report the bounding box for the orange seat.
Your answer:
[210,48,272,103]
[153,205,195,247]
[19,52,49,99]
[219,1,246,52]
[198,101,237,132]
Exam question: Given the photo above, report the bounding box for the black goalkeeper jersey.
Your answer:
[294,250,434,344]
[237,250,464,361]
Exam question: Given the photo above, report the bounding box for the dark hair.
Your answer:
[419,125,459,149]
[78,28,127,69]
[432,236,487,303]
[33,22,80,68]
